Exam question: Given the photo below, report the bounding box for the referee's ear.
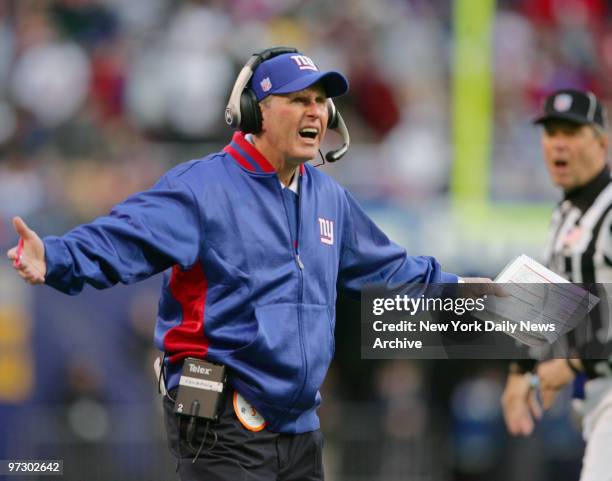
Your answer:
[600,131,609,154]
[593,126,609,152]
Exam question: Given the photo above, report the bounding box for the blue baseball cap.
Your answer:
[251,52,349,102]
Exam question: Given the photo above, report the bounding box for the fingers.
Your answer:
[491,284,509,297]
[12,216,33,239]
[7,242,44,285]
[14,238,24,267]
[528,390,543,419]
[460,277,509,298]
[13,262,45,284]
[515,415,535,436]
[501,373,539,436]
[502,400,534,436]
[462,277,490,283]
[479,279,509,297]
[18,259,45,284]
[502,401,533,435]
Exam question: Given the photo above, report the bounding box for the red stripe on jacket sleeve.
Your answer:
[164,262,209,363]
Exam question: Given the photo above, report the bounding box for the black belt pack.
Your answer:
[174,357,227,422]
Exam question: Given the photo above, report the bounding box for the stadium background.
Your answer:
[0,0,606,479]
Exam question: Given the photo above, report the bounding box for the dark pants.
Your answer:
[163,389,324,481]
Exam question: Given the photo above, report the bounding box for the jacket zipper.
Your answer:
[294,172,308,409]
[277,172,308,423]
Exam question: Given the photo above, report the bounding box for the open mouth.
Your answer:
[299,128,319,140]
[554,159,568,168]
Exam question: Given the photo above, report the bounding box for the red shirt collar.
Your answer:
[224,132,306,176]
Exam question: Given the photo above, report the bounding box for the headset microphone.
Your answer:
[325,103,350,163]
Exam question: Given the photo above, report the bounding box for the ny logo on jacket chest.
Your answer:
[318,217,334,245]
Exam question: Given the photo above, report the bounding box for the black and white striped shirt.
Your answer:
[543,167,612,376]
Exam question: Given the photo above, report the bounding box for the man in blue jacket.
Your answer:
[8,48,469,480]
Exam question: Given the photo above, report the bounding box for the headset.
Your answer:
[224,46,350,162]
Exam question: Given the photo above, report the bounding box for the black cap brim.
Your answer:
[533,112,592,126]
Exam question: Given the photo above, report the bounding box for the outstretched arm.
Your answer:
[6,170,202,295]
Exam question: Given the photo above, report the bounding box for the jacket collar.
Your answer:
[564,166,611,211]
[223,132,306,177]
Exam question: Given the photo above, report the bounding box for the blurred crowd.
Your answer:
[1,0,611,479]
[2,0,611,238]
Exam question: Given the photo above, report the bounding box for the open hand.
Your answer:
[6,216,46,284]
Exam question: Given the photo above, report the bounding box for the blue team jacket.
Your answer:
[43,132,458,433]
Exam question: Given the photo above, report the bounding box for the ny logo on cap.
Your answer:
[291,55,318,71]
[554,94,573,112]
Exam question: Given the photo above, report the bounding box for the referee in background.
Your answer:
[502,89,612,481]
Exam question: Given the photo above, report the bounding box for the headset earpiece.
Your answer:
[225,47,298,132]
[239,89,262,134]
[325,98,349,162]
[327,99,338,129]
